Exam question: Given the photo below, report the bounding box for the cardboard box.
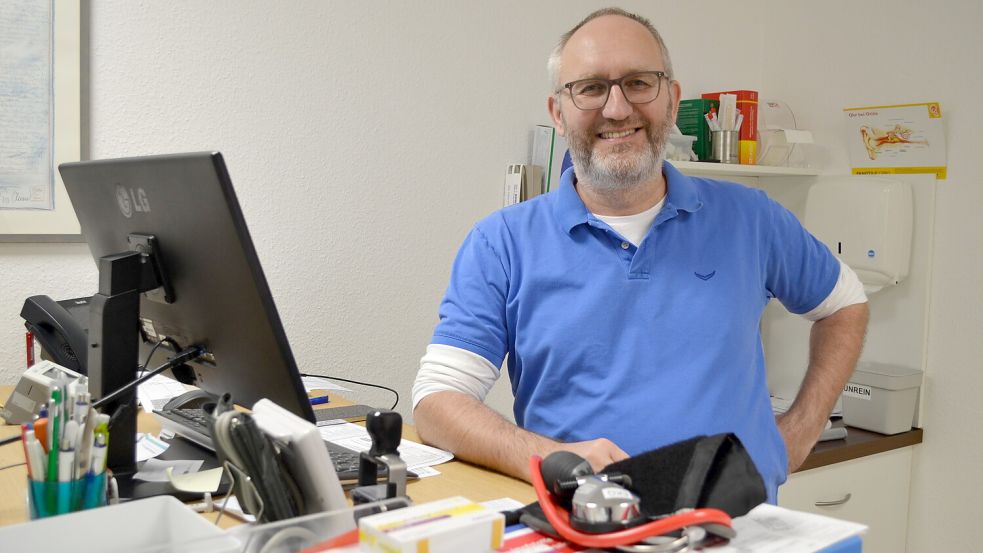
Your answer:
[359,496,504,553]
[676,98,719,161]
[842,363,922,435]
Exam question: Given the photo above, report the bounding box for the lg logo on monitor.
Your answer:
[115,184,150,217]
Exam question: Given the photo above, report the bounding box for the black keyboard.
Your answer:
[153,407,362,480]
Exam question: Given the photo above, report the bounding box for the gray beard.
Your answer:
[565,105,674,193]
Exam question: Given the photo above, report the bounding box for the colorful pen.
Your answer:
[24,431,46,482]
[47,389,61,482]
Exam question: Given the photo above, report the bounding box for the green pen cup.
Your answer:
[27,473,107,519]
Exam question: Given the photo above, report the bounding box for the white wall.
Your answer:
[0,1,978,550]
[759,1,983,551]
[0,0,761,409]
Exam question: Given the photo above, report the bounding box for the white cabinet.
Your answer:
[778,447,912,553]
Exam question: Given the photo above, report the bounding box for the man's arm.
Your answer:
[414,390,628,481]
[777,302,869,472]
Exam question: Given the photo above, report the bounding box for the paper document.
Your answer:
[133,458,203,482]
[0,0,55,209]
[318,422,453,469]
[409,466,441,478]
[136,432,169,461]
[480,497,525,513]
[137,374,188,413]
[715,503,866,553]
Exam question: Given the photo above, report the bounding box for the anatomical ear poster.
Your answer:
[843,102,946,180]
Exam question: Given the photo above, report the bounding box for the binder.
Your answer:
[503,165,522,207]
[503,164,543,207]
[531,125,556,193]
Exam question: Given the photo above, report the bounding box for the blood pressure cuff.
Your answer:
[603,432,766,518]
[515,433,765,539]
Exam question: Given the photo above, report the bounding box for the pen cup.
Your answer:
[711,130,740,164]
[27,473,107,519]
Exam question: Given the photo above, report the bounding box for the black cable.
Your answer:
[139,337,179,373]
[301,373,399,410]
[94,344,205,410]
[0,435,20,447]
[0,461,26,471]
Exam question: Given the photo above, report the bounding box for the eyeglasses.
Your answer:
[560,71,669,111]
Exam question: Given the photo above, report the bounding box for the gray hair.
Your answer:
[547,7,674,93]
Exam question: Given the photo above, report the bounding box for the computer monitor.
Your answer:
[59,152,316,471]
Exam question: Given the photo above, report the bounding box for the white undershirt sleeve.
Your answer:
[800,259,868,321]
[412,344,502,410]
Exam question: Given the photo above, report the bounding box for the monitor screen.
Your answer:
[59,152,315,423]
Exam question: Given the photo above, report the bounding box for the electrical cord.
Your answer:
[0,461,26,471]
[300,373,399,410]
[139,337,179,373]
[94,343,205,410]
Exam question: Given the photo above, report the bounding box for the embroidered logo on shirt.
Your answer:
[694,270,716,281]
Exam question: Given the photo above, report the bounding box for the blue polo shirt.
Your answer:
[431,162,839,501]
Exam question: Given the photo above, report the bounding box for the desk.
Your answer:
[0,384,919,531]
[0,385,534,528]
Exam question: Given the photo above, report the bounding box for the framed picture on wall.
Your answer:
[0,0,82,242]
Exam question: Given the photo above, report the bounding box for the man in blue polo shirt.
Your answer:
[412,8,868,502]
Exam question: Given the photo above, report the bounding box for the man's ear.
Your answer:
[548,95,565,137]
[668,80,683,125]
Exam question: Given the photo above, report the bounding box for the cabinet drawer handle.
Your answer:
[815,493,852,507]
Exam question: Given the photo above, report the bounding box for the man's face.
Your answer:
[548,16,681,191]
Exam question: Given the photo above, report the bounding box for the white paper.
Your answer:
[133,458,203,482]
[712,503,865,553]
[318,422,454,469]
[135,433,170,461]
[0,0,54,209]
[480,497,525,513]
[409,465,441,478]
[219,495,257,523]
[301,375,353,393]
[137,374,189,413]
[167,466,223,493]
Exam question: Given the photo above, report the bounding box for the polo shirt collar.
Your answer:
[554,161,704,234]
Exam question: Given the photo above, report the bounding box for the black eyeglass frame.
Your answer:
[559,70,670,111]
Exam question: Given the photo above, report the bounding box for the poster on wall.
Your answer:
[0,0,54,210]
[0,0,81,241]
[843,102,946,180]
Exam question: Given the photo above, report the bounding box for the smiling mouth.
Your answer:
[598,128,640,139]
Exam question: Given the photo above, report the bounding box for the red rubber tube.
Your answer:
[529,455,733,549]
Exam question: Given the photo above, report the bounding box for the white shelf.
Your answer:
[672,160,820,177]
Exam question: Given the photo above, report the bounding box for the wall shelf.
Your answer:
[672,160,820,177]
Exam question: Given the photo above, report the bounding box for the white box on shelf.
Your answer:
[842,362,922,435]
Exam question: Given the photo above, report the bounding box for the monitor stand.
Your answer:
[88,237,218,501]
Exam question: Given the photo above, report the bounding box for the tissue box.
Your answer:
[359,496,504,553]
[842,363,922,435]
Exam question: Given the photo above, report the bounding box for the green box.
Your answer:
[676,99,719,161]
